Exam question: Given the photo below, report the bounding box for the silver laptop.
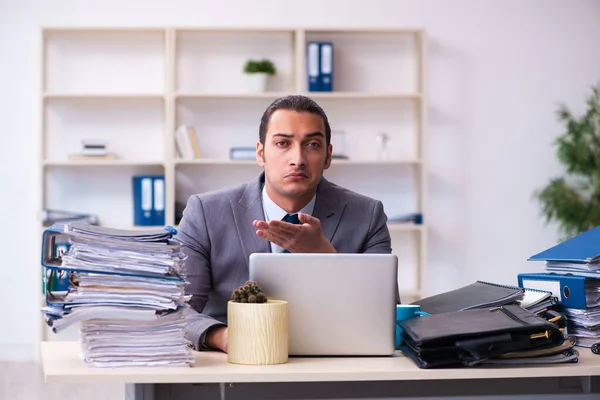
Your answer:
[248,253,398,356]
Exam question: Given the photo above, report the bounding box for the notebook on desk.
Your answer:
[410,281,530,314]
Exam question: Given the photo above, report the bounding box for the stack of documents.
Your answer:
[41,223,194,367]
[561,308,600,347]
[526,225,600,348]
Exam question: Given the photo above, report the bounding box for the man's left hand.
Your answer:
[253,213,336,253]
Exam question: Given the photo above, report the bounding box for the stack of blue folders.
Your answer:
[40,222,193,368]
[520,225,600,348]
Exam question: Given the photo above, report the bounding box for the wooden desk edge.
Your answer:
[41,341,600,385]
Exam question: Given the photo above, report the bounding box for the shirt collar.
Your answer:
[261,185,316,222]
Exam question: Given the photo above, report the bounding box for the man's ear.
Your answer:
[324,143,333,169]
[256,141,265,167]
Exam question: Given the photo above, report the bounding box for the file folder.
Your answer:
[132,175,165,226]
[152,176,165,226]
[517,273,600,309]
[319,42,333,92]
[307,42,321,92]
[132,175,154,226]
[40,224,70,295]
[528,225,600,263]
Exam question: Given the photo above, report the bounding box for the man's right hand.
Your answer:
[205,326,228,353]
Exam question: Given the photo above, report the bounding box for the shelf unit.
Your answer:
[40,26,427,304]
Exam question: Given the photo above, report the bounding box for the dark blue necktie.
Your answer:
[281,213,300,252]
[282,213,300,224]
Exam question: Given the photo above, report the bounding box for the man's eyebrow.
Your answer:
[305,132,325,139]
[271,132,325,139]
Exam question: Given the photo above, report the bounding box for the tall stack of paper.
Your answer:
[525,225,600,348]
[41,223,194,368]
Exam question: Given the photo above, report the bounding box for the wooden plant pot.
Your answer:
[227,300,289,365]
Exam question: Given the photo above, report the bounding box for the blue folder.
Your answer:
[132,175,165,226]
[152,176,165,226]
[517,273,600,309]
[528,225,600,264]
[307,41,321,92]
[319,42,333,92]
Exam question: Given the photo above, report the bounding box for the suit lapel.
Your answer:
[231,173,271,266]
[312,177,346,243]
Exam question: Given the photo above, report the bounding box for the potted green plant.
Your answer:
[227,281,289,365]
[243,59,276,93]
[535,83,600,240]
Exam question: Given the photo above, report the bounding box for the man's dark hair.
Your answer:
[259,95,331,146]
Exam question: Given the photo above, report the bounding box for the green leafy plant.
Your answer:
[231,280,268,303]
[243,59,276,75]
[535,83,600,240]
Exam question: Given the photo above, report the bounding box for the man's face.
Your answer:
[256,109,332,202]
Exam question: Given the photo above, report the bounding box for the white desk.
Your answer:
[41,341,600,400]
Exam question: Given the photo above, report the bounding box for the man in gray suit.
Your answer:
[176,95,392,353]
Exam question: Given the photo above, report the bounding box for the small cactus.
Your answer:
[231,280,268,303]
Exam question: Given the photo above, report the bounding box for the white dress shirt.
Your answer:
[261,185,316,253]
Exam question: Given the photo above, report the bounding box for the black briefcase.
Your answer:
[398,304,565,368]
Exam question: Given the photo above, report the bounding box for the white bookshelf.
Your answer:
[40,27,428,308]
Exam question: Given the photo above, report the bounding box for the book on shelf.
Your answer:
[388,212,423,225]
[175,124,201,159]
[229,147,256,160]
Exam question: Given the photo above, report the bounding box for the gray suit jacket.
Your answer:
[176,172,392,350]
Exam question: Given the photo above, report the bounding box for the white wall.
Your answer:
[1,0,600,361]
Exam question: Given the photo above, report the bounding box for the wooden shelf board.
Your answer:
[43,160,165,167]
[43,93,165,100]
[43,27,424,34]
[175,159,257,166]
[43,27,166,33]
[304,27,425,34]
[175,92,421,100]
[175,27,296,34]
[331,159,422,165]
[306,92,421,100]
[176,92,289,100]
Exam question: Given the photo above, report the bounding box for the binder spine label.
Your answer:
[153,178,165,212]
[141,178,152,214]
